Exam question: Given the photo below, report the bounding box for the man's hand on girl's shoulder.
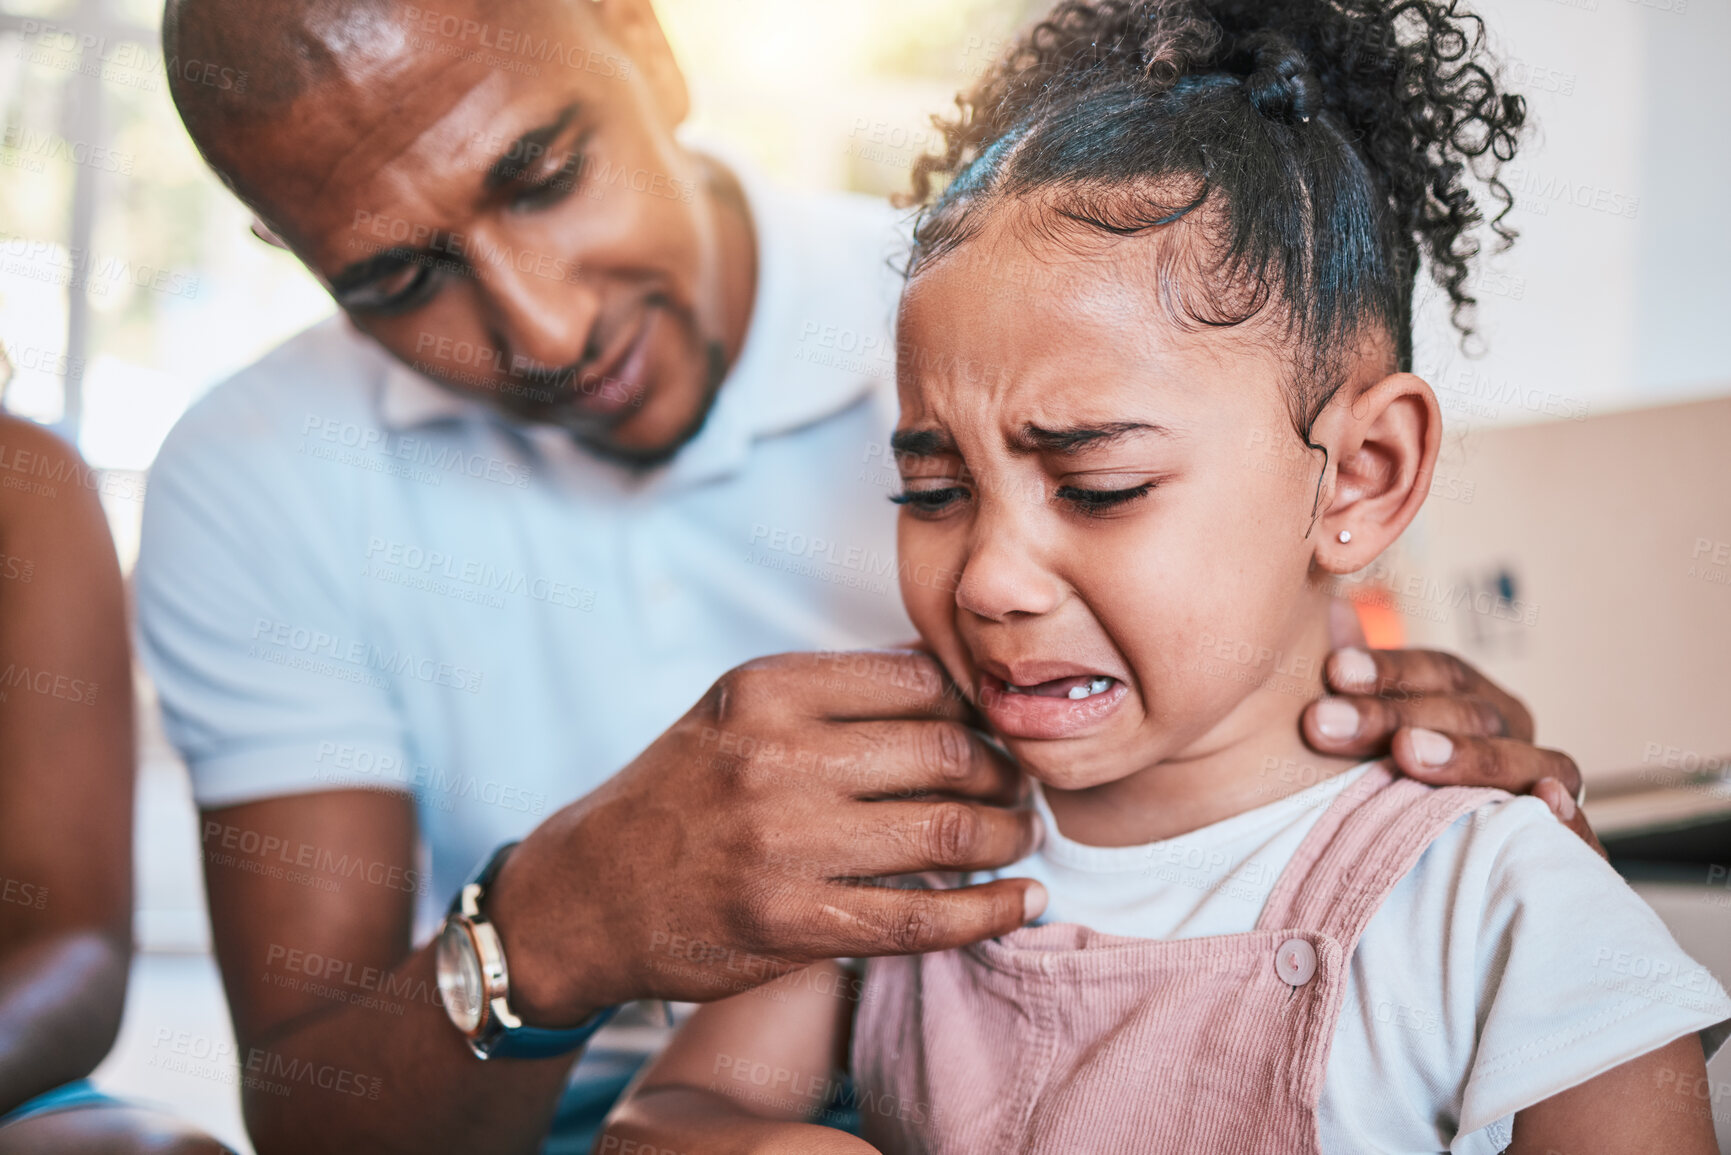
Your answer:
[1302,599,1604,856]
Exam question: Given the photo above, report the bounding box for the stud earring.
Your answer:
[1338,530,1352,544]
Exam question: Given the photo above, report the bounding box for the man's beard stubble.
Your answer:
[566,337,729,472]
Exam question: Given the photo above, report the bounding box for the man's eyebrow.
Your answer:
[889,429,956,458]
[328,103,586,293]
[484,102,582,191]
[1013,421,1172,454]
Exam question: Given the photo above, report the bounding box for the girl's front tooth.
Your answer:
[1068,684,1089,700]
[1089,678,1110,694]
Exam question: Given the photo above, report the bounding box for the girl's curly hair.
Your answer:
[905,0,1525,437]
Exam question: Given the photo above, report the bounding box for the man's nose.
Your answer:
[468,227,600,370]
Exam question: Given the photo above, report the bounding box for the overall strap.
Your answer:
[1255,762,1505,953]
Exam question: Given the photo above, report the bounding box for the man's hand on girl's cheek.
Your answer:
[1302,600,1604,856]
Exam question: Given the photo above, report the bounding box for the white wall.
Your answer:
[1411,0,1730,427]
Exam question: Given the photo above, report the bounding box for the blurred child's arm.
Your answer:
[1506,1034,1717,1154]
[601,960,879,1155]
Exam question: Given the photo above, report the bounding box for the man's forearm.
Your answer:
[0,931,127,1114]
[236,945,577,1155]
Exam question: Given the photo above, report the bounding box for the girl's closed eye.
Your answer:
[890,482,970,517]
[890,476,1163,518]
[1055,478,1160,516]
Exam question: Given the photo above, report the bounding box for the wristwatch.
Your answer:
[435,840,616,1060]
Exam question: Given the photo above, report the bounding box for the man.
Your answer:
[0,416,231,1155]
[137,0,1595,1151]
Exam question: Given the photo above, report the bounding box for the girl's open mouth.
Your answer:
[999,674,1116,700]
[978,672,1128,740]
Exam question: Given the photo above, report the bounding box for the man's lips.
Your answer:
[582,308,657,417]
[530,306,657,420]
[585,307,651,391]
[975,664,1129,741]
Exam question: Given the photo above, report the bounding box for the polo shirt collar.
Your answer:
[378,354,477,431]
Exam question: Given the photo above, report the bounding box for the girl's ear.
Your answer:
[598,0,691,130]
[1310,371,1441,574]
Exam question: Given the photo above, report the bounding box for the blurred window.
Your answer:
[0,0,1034,564]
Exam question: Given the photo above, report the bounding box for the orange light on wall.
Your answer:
[1353,595,1407,650]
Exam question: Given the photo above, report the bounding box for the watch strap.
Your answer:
[452,839,520,915]
[478,1005,617,1060]
[452,840,618,1061]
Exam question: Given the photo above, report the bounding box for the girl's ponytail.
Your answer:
[1241,32,1321,125]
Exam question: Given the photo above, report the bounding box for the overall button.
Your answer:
[1275,938,1316,986]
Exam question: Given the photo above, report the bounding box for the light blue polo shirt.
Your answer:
[135,165,914,910]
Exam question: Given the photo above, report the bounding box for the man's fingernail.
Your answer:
[1313,698,1360,741]
[1330,648,1377,692]
[1023,881,1048,923]
[1409,728,1454,768]
[1538,778,1577,822]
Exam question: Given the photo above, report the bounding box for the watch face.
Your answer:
[435,921,486,1035]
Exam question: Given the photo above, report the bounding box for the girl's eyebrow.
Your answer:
[1014,422,1173,454]
[889,428,954,458]
[888,422,1175,460]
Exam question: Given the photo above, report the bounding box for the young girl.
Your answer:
[600,1,1731,1151]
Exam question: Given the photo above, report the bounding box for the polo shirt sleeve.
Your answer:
[1452,796,1731,1145]
[136,385,409,809]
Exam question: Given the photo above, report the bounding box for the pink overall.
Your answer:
[851,765,1503,1154]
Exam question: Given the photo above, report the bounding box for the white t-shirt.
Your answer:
[136,156,913,913]
[996,763,1731,1154]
